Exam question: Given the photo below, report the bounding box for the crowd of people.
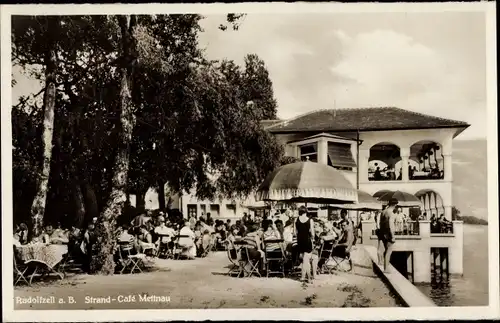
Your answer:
[226,207,357,284]
[14,205,362,281]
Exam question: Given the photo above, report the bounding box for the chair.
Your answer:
[240,246,262,278]
[329,243,353,272]
[14,253,30,286]
[317,238,340,274]
[117,241,145,274]
[225,240,243,277]
[263,239,286,278]
[173,235,193,260]
[201,233,216,258]
[156,234,173,259]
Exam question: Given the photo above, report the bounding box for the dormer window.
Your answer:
[327,142,356,171]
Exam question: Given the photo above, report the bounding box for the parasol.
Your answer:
[328,190,383,211]
[373,190,393,198]
[377,190,422,207]
[256,161,357,205]
[242,200,271,210]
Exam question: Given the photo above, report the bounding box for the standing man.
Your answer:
[377,198,398,273]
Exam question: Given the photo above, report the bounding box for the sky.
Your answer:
[197,12,488,139]
[12,11,488,139]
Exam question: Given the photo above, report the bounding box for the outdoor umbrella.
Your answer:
[243,201,271,210]
[377,190,422,207]
[255,161,358,204]
[373,190,393,198]
[328,190,383,211]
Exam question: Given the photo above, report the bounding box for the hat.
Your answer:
[159,211,164,216]
[388,198,399,206]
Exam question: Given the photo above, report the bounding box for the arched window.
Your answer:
[368,142,402,181]
[409,141,444,180]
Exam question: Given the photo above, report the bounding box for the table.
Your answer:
[17,243,68,282]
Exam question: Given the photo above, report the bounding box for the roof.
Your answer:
[260,119,283,129]
[266,107,470,136]
[287,132,360,144]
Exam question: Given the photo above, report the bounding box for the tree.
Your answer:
[90,15,138,275]
[13,16,60,237]
[242,54,278,120]
[12,14,285,274]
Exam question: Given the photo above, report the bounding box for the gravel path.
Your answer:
[13,247,400,309]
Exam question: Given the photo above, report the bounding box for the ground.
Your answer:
[13,247,400,309]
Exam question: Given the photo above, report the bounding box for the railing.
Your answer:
[370,221,420,236]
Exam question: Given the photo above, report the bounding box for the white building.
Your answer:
[173,107,470,282]
[174,107,469,222]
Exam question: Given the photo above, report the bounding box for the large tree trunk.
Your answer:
[90,15,137,275]
[30,22,58,237]
[74,184,86,229]
[83,182,99,225]
[158,182,166,210]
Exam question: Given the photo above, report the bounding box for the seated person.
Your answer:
[154,216,175,246]
[274,219,285,240]
[136,225,155,254]
[130,212,149,228]
[118,224,135,243]
[178,221,196,259]
[438,214,452,233]
[261,219,283,253]
[235,220,247,237]
[241,223,264,272]
[14,223,29,245]
[226,225,240,244]
[332,220,355,260]
[49,224,69,245]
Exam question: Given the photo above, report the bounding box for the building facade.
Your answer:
[173,107,469,224]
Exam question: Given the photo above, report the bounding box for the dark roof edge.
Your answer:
[268,124,471,134]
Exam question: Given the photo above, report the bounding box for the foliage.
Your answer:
[12,14,284,236]
[452,206,488,225]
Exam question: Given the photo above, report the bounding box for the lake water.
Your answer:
[416,224,489,306]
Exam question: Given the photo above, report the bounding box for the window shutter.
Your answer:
[328,142,357,168]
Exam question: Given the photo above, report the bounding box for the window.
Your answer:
[200,204,207,216]
[187,204,197,219]
[328,142,356,170]
[226,204,236,217]
[210,204,220,218]
[299,143,318,162]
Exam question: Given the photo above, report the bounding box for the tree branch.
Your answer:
[13,88,45,109]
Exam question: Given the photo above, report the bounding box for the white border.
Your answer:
[1,2,498,322]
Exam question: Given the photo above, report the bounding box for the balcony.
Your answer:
[362,220,460,244]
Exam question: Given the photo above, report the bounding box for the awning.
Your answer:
[328,142,357,168]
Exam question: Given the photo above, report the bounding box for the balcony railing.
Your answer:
[370,220,420,236]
